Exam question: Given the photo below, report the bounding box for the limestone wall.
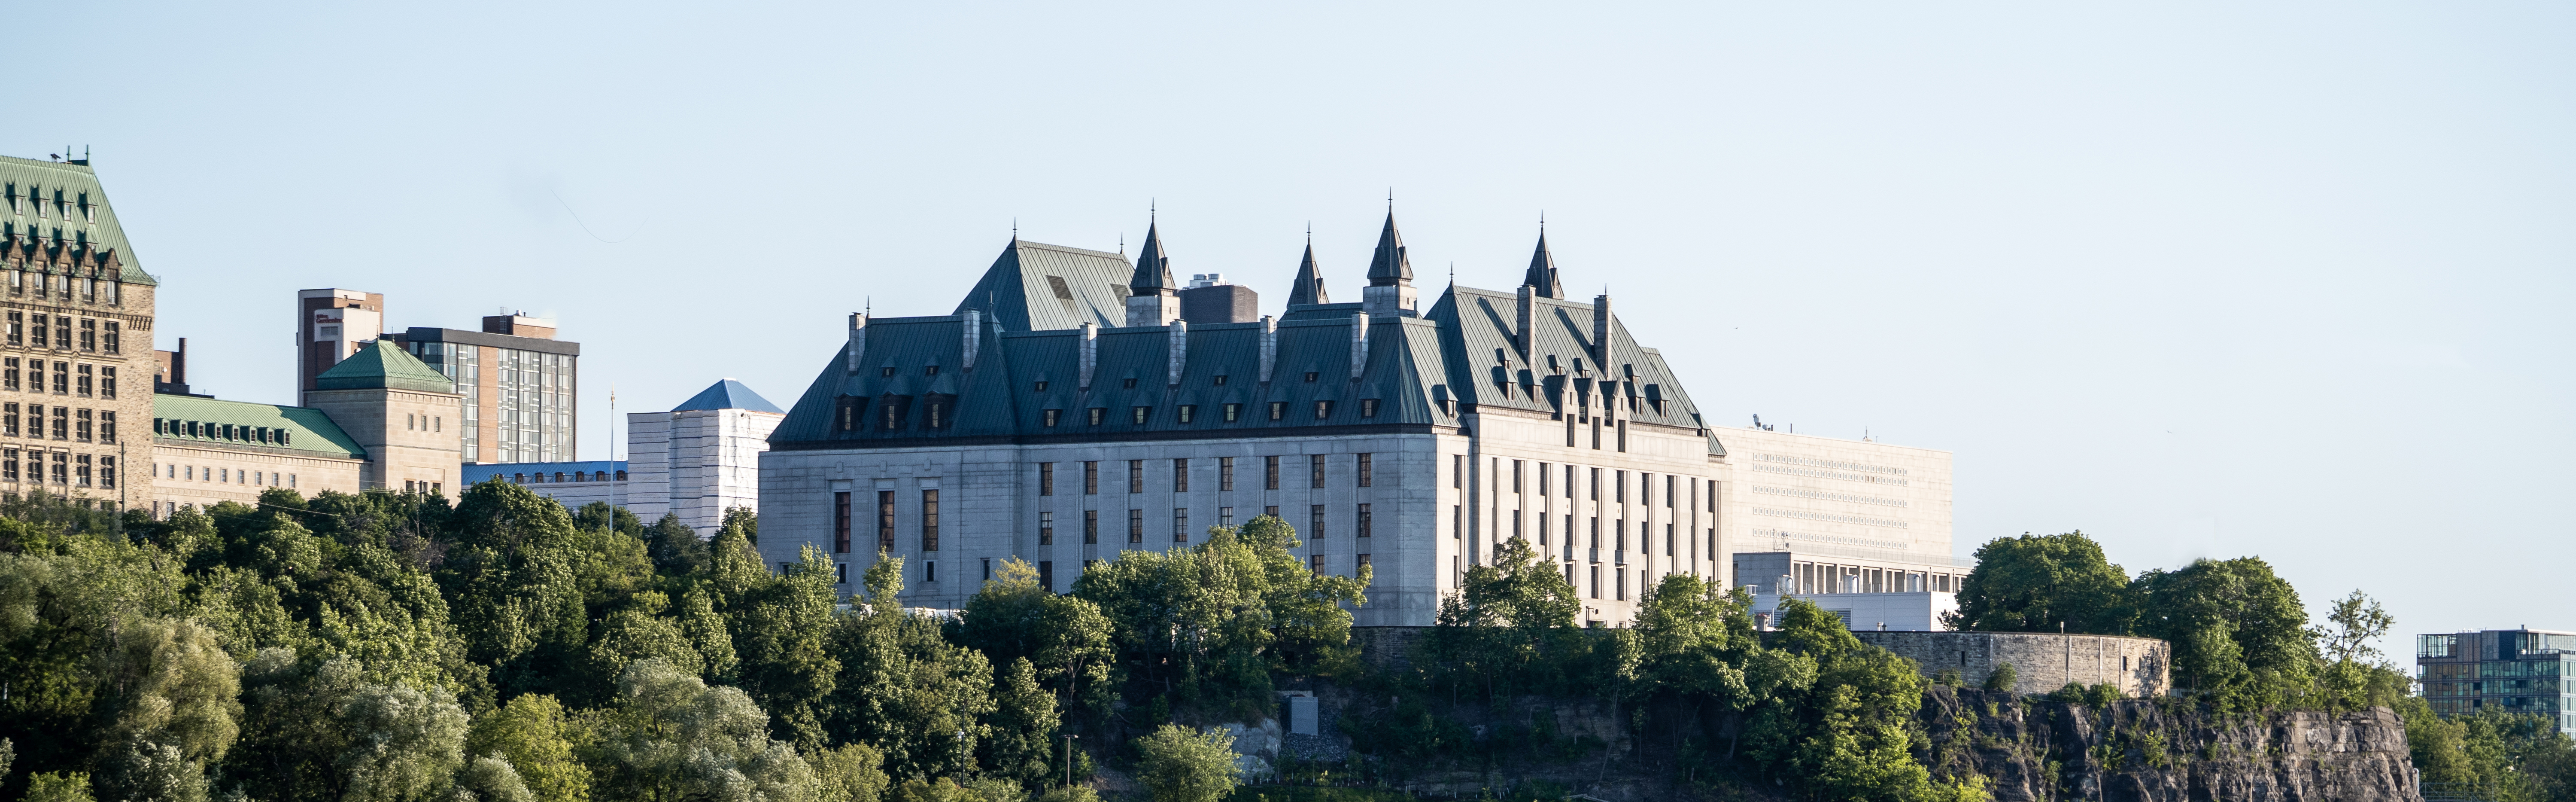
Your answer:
[1856,631,2169,697]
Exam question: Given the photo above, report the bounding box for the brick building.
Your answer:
[0,155,158,508]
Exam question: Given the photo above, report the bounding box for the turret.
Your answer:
[1360,212,1416,317]
[1125,220,1181,327]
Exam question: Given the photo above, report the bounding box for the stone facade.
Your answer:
[0,156,161,510]
[1853,630,2171,697]
[626,382,781,534]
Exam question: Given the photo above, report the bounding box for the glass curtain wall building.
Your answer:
[2417,627,2576,736]
[396,320,577,464]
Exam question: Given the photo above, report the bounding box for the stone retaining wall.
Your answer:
[1856,630,2169,697]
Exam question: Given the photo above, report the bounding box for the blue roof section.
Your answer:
[462,460,628,485]
[672,379,783,413]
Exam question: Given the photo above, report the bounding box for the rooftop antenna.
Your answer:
[1306,221,1312,245]
[1012,217,1018,240]
[1387,188,1393,212]
[1150,198,1156,223]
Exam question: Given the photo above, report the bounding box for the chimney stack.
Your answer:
[846,313,869,372]
[1259,315,1278,382]
[1516,284,1535,361]
[1078,323,1098,389]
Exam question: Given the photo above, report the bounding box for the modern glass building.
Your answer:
[394,315,579,464]
[2417,627,2576,736]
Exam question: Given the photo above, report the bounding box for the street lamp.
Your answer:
[1063,733,1080,790]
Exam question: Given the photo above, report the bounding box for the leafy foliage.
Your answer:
[1943,531,2130,634]
[1133,725,1242,802]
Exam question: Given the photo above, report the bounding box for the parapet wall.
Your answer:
[1855,631,2169,697]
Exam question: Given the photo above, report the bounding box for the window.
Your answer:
[1453,505,1461,539]
[1616,471,1627,502]
[50,407,65,439]
[877,491,896,551]
[50,452,64,484]
[1039,462,1054,495]
[1590,516,1600,548]
[1084,510,1099,543]
[1264,455,1280,489]
[52,362,67,394]
[836,563,848,585]
[1666,524,1675,556]
[1127,460,1143,494]
[1451,455,1464,489]
[1590,468,1601,500]
[27,314,42,348]
[78,319,93,352]
[1039,561,1054,592]
[1222,403,1240,422]
[2,358,13,391]
[76,454,89,487]
[1172,459,1189,492]
[1567,465,1578,498]
[1666,475,1676,507]
[1310,504,1327,538]
[833,491,852,553]
[1042,409,1060,427]
[52,317,67,351]
[99,412,115,445]
[1219,457,1234,491]
[925,561,937,583]
[75,409,89,442]
[1310,554,1324,574]
[1268,402,1285,421]
[1127,509,1143,543]
[925,365,940,376]
[878,399,902,430]
[1177,405,1194,423]
[1219,506,1234,527]
[1303,372,1318,383]
[1173,508,1189,542]
[1122,377,1136,389]
[1130,406,1150,424]
[1358,503,1373,537]
[1361,399,1379,417]
[1087,408,1104,426]
[100,367,112,399]
[103,322,119,354]
[1039,511,1054,545]
[1512,460,1523,494]
[836,397,862,431]
[1265,505,1278,518]
[1034,381,1048,391]
[881,366,897,377]
[1357,453,1373,487]
[6,313,18,346]
[1312,400,1332,419]
[1309,454,1325,488]
[920,490,939,551]
[1,403,12,436]
[924,398,947,429]
[2,450,12,481]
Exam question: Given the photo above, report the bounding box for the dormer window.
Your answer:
[1033,381,1048,392]
[925,366,939,376]
[881,367,896,377]
[1177,405,1195,423]
[1123,378,1137,389]
[1131,406,1150,424]
[1043,409,1060,427]
[1087,408,1105,426]
[1223,403,1241,422]
[1361,399,1379,418]
[1303,372,1318,383]
[1212,375,1228,386]
[1313,400,1334,419]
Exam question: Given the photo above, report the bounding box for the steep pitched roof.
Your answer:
[672,378,784,414]
[1422,285,1716,454]
[1287,242,1330,306]
[1364,212,1412,285]
[952,240,1133,332]
[313,340,456,393]
[1130,221,1175,293]
[152,394,367,459]
[1523,232,1564,298]
[0,155,158,285]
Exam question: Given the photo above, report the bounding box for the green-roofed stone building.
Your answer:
[148,393,367,512]
[303,339,463,494]
[0,154,161,508]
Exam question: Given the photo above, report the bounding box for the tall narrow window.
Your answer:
[76,409,91,442]
[1309,454,1325,488]
[1453,505,1462,540]
[1219,457,1234,491]
[1310,504,1327,538]
[1453,454,1462,488]
[1172,458,1189,492]
[1616,471,1627,503]
[833,491,853,553]
[1222,403,1240,422]
[98,412,112,445]
[1084,461,1099,494]
[920,490,940,551]
[1666,475,1676,507]
[78,319,93,352]
[1357,453,1373,487]
[877,491,896,551]
[1358,503,1373,537]
[1084,510,1099,543]
[1173,509,1189,542]
[103,321,118,354]
[3,358,13,392]
[1039,512,1054,546]
[101,367,116,399]
[1127,509,1143,543]
[1590,468,1601,500]
[1512,460,1523,494]
[1265,455,1280,489]
[1127,460,1143,494]
[1039,462,1055,495]
[76,365,90,398]
[1039,561,1054,593]
[1268,401,1286,421]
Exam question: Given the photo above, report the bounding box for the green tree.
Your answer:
[588,658,820,802]
[1131,724,1240,802]
[2129,557,2313,708]
[440,480,589,698]
[979,658,1060,789]
[571,502,644,539]
[1426,537,1592,704]
[1073,516,1366,717]
[23,772,94,802]
[825,554,996,783]
[1944,531,2130,634]
[1744,600,1982,802]
[642,515,709,577]
[2309,590,2407,711]
[953,559,1113,723]
[806,742,890,802]
[91,617,240,802]
[466,693,593,802]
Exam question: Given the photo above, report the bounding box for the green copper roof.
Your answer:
[152,394,366,459]
[314,340,456,393]
[0,155,158,286]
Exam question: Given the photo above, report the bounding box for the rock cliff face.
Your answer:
[1920,687,2421,802]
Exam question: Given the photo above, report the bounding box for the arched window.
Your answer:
[513,473,525,483]
[554,472,567,483]
[572,471,587,482]
[614,470,628,481]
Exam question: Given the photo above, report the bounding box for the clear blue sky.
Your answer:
[20,3,2571,655]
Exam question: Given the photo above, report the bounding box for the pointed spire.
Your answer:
[1365,211,1411,287]
[1288,238,1330,306]
[1130,218,1174,293]
[1524,230,1564,298]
